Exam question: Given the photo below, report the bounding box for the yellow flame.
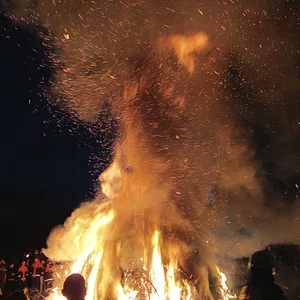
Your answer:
[215,266,237,300]
[48,216,234,300]
[166,265,181,300]
[48,209,114,300]
[49,228,198,299]
[116,284,138,299]
[150,230,166,299]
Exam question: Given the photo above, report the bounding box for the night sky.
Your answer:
[0,11,115,253]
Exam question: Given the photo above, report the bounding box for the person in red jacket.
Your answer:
[17,261,28,291]
[30,258,44,292]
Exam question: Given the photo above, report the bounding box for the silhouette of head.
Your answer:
[248,250,275,285]
[250,250,273,269]
[62,274,86,300]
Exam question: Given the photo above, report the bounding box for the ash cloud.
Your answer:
[3,0,300,273]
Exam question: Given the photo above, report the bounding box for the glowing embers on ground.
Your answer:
[48,223,235,299]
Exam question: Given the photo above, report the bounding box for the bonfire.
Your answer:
[44,33,236,300]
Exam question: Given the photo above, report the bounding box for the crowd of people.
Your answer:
[0,246,290,300]
[0,250,53,299]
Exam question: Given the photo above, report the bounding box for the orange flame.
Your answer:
[45,32,235,300]
[46,148,235,300]
[215,266,237,300]
[48,228,195,299]
[48,227,234,299]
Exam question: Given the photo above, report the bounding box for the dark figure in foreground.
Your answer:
[0,260,7,296]
[6,290,28,300]
[239,250,288,300]
[44,260,54,293]
[6,263,16,296]
[62,274,86,300]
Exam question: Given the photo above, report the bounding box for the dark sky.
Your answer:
[0,11,116,254]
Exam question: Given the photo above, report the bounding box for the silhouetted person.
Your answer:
[62,274,86,300]
[44,260,54,294]
[0,260,7,296]
[239,250,288,300]
[39,249,47,262]
[6,263,16,296]
[39,259,45,294]
[266,245,277,270]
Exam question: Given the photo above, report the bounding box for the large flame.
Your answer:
[47,172,235,300]
[48,226,235,299]
[47,205,195,299]
[45,32,235,299]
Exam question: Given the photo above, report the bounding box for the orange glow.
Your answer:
[160,33,209,73]
[48,228,196,299]
[216,266,237,300]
